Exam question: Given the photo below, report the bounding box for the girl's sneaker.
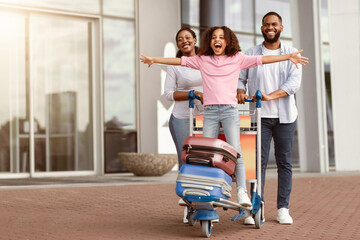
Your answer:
[237,188,252,207]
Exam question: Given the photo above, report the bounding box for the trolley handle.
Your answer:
[188,90,200,108]
[188,90,201,136]
[244,90,262,108]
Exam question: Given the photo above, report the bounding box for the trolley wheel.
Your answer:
[188,211,197,226]
[254,207,262,229]
[200,220,212,238]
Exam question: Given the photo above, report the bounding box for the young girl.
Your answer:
[141,26,308,207]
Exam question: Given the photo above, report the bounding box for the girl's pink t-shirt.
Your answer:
[181,52,262,106]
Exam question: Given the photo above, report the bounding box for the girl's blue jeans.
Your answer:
[203,104,246,191]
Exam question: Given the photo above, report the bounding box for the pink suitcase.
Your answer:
[181,136,239,176]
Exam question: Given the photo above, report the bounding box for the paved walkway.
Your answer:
[0,169,360,239]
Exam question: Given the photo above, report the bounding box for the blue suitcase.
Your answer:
[176,164,233,200]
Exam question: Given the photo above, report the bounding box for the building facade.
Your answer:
[0,0,358,179]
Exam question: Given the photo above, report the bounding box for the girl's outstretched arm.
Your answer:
[262,50,309,69]
[140,54,181,67]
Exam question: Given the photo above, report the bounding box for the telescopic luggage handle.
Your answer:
[244,90,262,108]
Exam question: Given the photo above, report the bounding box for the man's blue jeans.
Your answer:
[261,118,296,209]
[169,114,190,170]
[203,104,246,191]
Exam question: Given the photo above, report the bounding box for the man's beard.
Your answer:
[262,30,281,43]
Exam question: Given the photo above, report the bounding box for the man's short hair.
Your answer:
[262,11,282,25]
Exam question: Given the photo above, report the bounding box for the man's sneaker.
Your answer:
[183,207,189,224]
[277,208,293,224]
[237,188,252,207]
[212,219,219,223]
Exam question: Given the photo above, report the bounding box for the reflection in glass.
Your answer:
[103,19,136,130]
[322,44,334,165]
[103,18,137,173]
[225,0,253,33]
[321,0,329,43]
[31,15,93,171]
[0,0,100,14]
[103,0,134,18]
[0,12,27,173]
[255,0,292,38]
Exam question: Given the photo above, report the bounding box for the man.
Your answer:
[238,11,302,225]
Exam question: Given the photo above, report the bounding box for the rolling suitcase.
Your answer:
[182,136,239,176]
[176,164,233,199]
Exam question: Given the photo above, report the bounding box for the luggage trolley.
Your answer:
[176,90,264,237]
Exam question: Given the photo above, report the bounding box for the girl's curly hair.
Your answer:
[198,26,241,56]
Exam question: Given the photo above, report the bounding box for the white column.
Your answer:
[328,0,360,171]
[138,0,181,153]
[291,0,329,172]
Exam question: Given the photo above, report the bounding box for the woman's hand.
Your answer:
[140,54,154,67]
[289,50,309,69]
[194,91,204,104]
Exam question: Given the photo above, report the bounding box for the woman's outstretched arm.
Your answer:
[140,54,181,67]
[262,50,309,69]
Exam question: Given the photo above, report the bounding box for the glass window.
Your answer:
[224,0,254,33]
[103,18,136,130]
[237,34,255,52]
[182,0,200,26]
[192,27,201,47]
[103,18,137,173]
[0,0,100,14]
[255,0,292,38]
[103,0,134,18]
[0,11,27,173]
[321,0,329,43]
[31,14,93,171]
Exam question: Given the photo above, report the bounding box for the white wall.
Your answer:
[328,0,360,171]
[138,0,181,153]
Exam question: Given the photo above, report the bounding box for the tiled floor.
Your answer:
[0,171,359,239]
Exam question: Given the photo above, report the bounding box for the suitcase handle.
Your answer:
[186,156,214,167]
[183,144,238,162]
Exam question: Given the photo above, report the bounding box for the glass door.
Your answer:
[30,13,94,173]
[0,10,28,174]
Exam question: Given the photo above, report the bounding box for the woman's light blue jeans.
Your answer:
[203,104,246,191]
[169,114,190,170]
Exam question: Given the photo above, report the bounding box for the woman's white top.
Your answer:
[164,65,203,119]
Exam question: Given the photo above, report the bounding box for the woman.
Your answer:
[164,27,203,224]
[164,27,203,171]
